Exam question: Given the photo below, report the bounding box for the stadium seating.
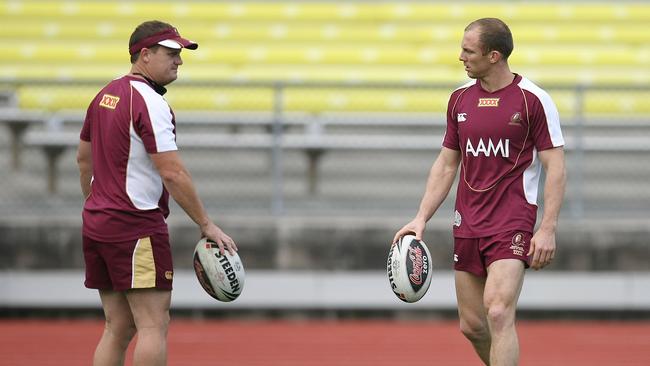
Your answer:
[2,2,650,22]
[0,1,648,204]
[10,85,650,118]
[3,41,649,68]
[1,1,649,87]
[2,3,650,317]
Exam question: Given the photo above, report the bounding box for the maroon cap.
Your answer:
[129,27,198,55]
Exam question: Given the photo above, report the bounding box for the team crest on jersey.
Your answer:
[99,94,120,109]
[478,98,499,107]
[509,112,523,126]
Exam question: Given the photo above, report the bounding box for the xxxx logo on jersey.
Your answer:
[99,94,120,109]
[477,98,499,107]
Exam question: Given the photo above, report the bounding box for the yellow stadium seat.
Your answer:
[2,1,650,115]
[15,85,271,111]
[0,20,130,40]
[4,41,649,68]
[12,83,646,118]
[584,91,650,116]
[17,85,97,110]
[166,87,274,111]
[283,88,450,113]
[541,90,650,118]
[0,64,127,81]
[2,20,648,45]
[18,84,645,117]
[1,2,196,19]
[512,47,650,66]
[546,90,578,117]
[3,2,649,22]
[513,24,650,44]
[0,41,125,63]
[0,63,468,84]
[520,67,650,87]
[6,63,650,87]
[359,3,650,22]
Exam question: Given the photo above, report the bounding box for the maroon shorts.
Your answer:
[453,231,532,277]
[83,233,173,291]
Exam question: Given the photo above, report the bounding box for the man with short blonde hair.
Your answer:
[394,18,566,365]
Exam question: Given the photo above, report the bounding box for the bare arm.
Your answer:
[76,140,93,199]
[528,146,566,270]
[393,147,461,242]
[150,150,237,255]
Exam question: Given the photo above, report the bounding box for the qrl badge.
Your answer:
[510,232,526,256]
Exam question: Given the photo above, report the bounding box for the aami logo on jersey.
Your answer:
[99,94,120,109]
[477,98,499,107]
[465,137,510,158]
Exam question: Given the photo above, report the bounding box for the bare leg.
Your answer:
[455,271,491,365]
[126,288,171,366]
[484,259,525,366]
[94,290,136,366]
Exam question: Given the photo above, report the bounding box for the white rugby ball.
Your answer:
[387,234,433,303]
[193,238,245,302]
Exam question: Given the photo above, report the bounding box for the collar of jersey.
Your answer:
[130,73,167,96]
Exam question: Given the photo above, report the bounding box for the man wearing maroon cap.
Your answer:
[76,20,236,365]
[394,18,566,365]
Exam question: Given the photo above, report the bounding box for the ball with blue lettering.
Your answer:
[387,235,433,303]
[193,238,245,302]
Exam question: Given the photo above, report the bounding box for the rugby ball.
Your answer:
[387,234,433,303]
[193,238,245,302]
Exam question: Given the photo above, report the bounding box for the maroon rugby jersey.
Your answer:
[80,75,178,242]
[443,74,564,238]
